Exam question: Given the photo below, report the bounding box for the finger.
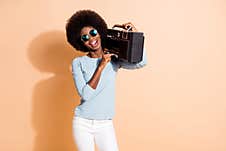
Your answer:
[102,53,110,58]
[103,54,114,59]
[122,23,130,29]
[123,22,133,27]
[123,23,136,31]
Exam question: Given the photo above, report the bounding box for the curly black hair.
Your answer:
[66,10,108,52]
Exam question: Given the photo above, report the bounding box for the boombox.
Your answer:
[105,26,145,63]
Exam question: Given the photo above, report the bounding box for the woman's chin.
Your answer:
[89,45,102,52]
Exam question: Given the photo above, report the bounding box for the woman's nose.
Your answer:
[89,36,95,42]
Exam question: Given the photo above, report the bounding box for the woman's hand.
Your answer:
[122,22,137,32]
[113,22,138,32]
[98,51,114,70]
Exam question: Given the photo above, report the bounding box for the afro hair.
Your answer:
[66,10,108,52]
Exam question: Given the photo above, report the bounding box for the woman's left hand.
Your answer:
[122,22,137,32]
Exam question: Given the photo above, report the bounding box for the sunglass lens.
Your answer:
[81,35,89,42]
[90,29,98,36]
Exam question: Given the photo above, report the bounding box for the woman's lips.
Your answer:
[89,40,98,47]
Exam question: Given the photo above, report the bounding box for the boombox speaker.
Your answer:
[105,26,145,63]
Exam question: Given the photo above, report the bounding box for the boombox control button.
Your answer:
[117,32,120,38]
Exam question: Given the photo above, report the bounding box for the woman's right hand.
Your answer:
[98,52,114,70]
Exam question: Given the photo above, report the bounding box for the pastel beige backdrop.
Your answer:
[0,0,226,151]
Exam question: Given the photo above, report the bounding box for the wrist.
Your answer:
[98,64,105,71]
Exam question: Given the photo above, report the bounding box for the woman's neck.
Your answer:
[88,48,104,58]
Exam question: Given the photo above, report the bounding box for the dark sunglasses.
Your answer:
[81,29,98,42]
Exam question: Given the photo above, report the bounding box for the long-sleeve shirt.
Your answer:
[71,49,147,120]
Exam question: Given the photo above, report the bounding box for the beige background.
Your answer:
[1,0,226,151]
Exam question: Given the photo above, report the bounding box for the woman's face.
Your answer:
[80,26,102,51]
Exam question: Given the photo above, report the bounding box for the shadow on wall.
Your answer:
[27,31,84,151]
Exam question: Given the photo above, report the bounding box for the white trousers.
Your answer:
[72,116,119,151]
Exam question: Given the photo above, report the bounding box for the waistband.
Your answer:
[74,116,112,125]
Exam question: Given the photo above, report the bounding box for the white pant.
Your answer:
[72,116,119,151]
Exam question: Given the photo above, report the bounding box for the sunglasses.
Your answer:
[81,29,98,42]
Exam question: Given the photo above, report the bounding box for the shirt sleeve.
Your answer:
[117,47,147,69]
[71,58,96,101]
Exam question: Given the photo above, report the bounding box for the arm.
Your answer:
[88,53,113,89]
[72,53,113,101]
[72,58,95,101]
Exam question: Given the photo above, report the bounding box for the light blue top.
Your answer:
[72,49,147,120]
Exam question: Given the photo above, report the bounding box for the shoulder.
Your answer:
[72,56,87,65]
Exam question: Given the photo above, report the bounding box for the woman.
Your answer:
[66,10,147,151]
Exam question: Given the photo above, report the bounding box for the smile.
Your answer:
[89,40,98,47]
